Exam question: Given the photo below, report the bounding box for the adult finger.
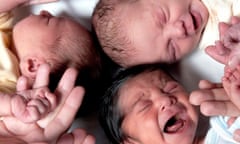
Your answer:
[16,76,29,91]
[36,68,79,128]
[33,64,51,88]
[45,86,85,139]
[189,87,228,105]
[57,129,96,144]
[71,129,95,144]
[198,80,222,89]
[81,135,96,144]
[54,68,78,101]
[0,137,27,144]
[200,101,240,116]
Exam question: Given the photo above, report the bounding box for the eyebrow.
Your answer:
[130,95,141,112]
[157,8,166,25]
[125,91,145,115]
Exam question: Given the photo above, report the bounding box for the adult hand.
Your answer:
[189,80,240,117]
[57,129,95,144]
[0,64,88,144]
[0,129,96,144]
[190,80,240,141]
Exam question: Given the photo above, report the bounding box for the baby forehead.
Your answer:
[121,69,172,89]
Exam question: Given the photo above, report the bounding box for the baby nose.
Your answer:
[159,96,177,111]
[40,10,53,18]
[166,21,186,39]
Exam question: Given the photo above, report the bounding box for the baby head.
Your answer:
[100,64,199,144]
[13,10,101,86]
[92,0,209,67]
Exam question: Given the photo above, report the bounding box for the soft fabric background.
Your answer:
[14,0,225,143]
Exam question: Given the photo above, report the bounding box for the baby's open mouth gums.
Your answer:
[163,115,185,133]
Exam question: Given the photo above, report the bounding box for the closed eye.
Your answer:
[155,7,167,27]
[137,100,152,113]
[163,82,179,93]
[167,40,177,61]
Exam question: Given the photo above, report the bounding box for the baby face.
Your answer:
[117,70,198,144]
[13,10,65,59]
[12,10,81,80]
[116,0,208,66]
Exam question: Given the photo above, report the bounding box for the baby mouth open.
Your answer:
[163,115,185,133]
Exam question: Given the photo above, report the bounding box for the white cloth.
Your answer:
[199,0,240,50]
[205,116,240,144]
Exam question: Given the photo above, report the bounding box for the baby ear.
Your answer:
[20,57,46,79]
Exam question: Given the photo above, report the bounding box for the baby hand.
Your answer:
[221,23,240,50]
[205,16,240,65]
[11,87,57,123]
[205,40,230,64]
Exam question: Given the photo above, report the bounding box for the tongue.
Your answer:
[166,119,184,133]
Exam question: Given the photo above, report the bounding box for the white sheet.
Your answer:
[14,0,99,30]
[170,47,224,91]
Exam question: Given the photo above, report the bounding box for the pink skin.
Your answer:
[191,17,240,141]
[204,16,240,128]
[222,65,240,111]
[108,0,208,67]
[0,1,96,143]
[222,65,240,142]
[11,64,56,123]
[13,10,79,85]
[13,10,59,85]
[206,16,240,67]
[11,79,57,123]
[0,65,56,123]
[0,64,95,144]
[118,70,199,144]
[189,79,240,142]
